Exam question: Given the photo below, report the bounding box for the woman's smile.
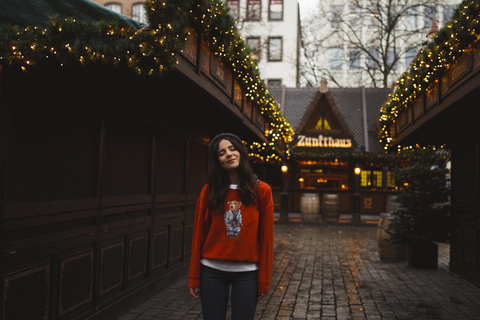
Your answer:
[218,139,240,171]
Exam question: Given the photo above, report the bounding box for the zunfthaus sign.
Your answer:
[296,134,352,148]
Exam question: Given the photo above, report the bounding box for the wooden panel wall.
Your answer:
[0,94,209,320]
[450,143,480,287]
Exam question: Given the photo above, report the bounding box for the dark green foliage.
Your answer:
[387,149,450,244]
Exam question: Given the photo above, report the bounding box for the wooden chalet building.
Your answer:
[269,82,396,222]
[0,1,290,319]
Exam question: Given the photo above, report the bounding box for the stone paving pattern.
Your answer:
[119,224,480,320]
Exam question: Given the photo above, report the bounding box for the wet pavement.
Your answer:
[119,223,480,320]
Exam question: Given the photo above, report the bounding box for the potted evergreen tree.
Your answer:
[387,149,450,269]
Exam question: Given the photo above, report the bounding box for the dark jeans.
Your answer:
[200,264,258,320]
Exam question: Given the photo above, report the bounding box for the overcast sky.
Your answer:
[298,0,319,18]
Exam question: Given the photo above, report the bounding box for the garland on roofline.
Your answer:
[293,145,450,166]
[189,0,295,155]
[378,0,480,151]
[0,0,294,163]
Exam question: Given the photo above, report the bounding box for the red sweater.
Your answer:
[188,181,274,293]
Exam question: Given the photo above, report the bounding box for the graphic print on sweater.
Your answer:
[224,200,243,238]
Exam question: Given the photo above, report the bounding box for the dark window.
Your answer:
[348,6,361,28]
[268,37,282,61]
[405,7,418,30]
[443,5,455,25]
[227,0,240,20]
[267,79,282,86]
[366,5,380,27]
[330,5,343,28]
[387,48,398,70]
[349,48,361,70]
[330,48,343,70]
[246,37,261,61]
[367,48,379,70]
[269,0,283,20]
[247,0,261,21]
[424,6,436,29]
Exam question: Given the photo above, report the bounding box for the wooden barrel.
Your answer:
[377,212,407,261]
[321,193,340,222]
[300,193,319,221]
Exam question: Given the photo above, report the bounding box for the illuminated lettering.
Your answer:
[296,135,353,148]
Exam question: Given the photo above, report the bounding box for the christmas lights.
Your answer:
[0,0,295,163]
[378,0,480,151]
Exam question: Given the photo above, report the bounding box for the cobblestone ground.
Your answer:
[119,224,480,320]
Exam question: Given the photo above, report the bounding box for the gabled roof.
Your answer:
[0,0,146,28]
[268,86,391,152]
[295,89,353,137]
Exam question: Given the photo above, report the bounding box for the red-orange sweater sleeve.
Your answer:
[258,181,274,293]
[188,184,209,289]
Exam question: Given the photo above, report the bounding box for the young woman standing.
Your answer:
[188,133,274,320]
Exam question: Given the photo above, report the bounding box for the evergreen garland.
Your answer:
[379,0,480,150]
[0,0,294,162]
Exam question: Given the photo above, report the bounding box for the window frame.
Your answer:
[330,5,343,29]
[247,0,262,21]
[104,2,122,14]
[132,2,148,24]
[267,79,282,87]
[246,36,262,61]
[329,48,343,70]
[349,48,361,70]
[268,0,283,21]
[267,36,283,62]
[423,6,437,29]
[227,0,240,21]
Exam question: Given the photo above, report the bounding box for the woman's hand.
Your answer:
[190,287,200,299]
[257,292,266,301]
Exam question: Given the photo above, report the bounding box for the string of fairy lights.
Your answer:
[0,0,294,163]
[378,0,480,151]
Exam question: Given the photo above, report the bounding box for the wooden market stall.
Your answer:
[379,0,480,286]
[0,1,292,319]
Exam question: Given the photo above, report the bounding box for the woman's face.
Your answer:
[218,139,240,172]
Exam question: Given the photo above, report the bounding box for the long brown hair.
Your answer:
[206,133,256,213]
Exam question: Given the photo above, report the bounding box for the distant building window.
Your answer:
[424,6,436,29]
[349,48,360,70]
[227,0,240,20]
[443,5,455,25]
[105,3,122,14]
[361,170,382,188]
[387,48,398,70]
[315,116,332,130]
[269,0,283,20]
[367,6,380,27]
[246,37,261,61]
[348,6,361,28]
[405,7,418,30]
[268,37,282,61]
[267,79,282,86]
[132,3,147,24]
[268,37,283,61]
[387,171,396,188]
[330,5,343,28]
[247,0,261,21]
[330,48,343,70]
[367,48,379,70]
[405,48,417,67]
